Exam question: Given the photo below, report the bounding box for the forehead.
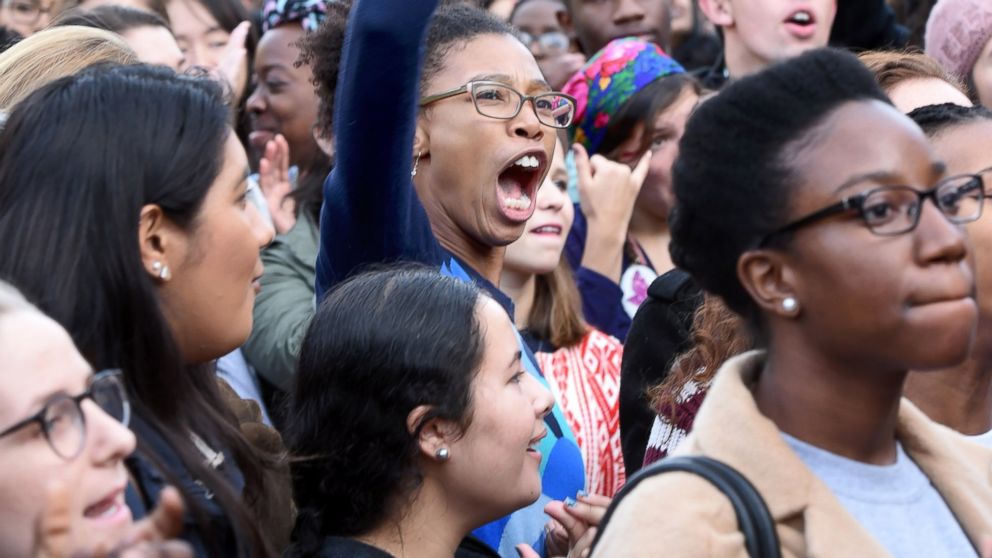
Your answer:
[0,312,89,423]
[791,101,938,198]
[511,0,562,28]
[168,0,221,34]
[257,25,304,61]
[931,120,992,176]
[431,33,546,90]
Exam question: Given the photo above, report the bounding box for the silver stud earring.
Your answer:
[435,447,449,461]
[782,296,798,313]
[411,150,421,177]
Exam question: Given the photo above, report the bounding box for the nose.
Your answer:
[538,178,566,210]
[248,202,276,248]
[82,400,136,466]
[246,85,265,114]
[915,200,968,265]
[613,0,646,24]
[510,99,545,140]
[525,374,555,420]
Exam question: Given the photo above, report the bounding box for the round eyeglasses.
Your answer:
[0,369,130,460]
[419,80,577,129]
[3,0,51,25]
[517,31,570,55]
[760,173,986,246]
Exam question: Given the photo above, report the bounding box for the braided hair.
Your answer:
[907,102,992,138]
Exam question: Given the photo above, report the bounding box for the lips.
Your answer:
[248,128,277,151]
[529,223,563,236]
[83,486,131,525]
[783,7,817,40]
[496,149,548,223]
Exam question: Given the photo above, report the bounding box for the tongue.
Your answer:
[498,170,526,198]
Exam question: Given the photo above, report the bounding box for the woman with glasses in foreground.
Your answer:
[313,2,589,556]
[594,48,992,557]
[0,280,192,556]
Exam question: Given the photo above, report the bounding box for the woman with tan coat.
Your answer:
[594,48,992,557]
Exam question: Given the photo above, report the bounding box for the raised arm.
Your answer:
[315,0,441,299]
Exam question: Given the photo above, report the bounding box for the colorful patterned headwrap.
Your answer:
[262,0,330,32]
[563,37,685,155]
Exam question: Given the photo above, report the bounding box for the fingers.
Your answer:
[572,143,591,182]
[118,486,186,550]
[629,150,651,189]
[545,500,589,544]
[223,21,251,57]
[514,544,542,558]
[569,526,598,558]
[36,480,74,558]
[562,494,609,527]
[275,134,291,174]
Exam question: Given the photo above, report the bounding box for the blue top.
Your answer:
[315,0,585,555]
[565,205,656,342]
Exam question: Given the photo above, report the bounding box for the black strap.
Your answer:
[591,456,781,558]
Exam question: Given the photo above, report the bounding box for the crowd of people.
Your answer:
[1,0,992,556]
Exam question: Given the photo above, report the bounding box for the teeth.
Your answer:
[514,155,540,169]
[504,192,532,210]
[791,11,811,23]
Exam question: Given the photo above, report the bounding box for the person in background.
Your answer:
[241,0,345,403]
[0,64,289,556]
[562,38,699,342]
[696,0,836,86]
[595,47,992,557]
[0,280,192,557]
[925,0,992,108]
[508,0,584,91]
[0,0,55,37]
[0,25,136,110]
[860,49,972,112]
[558,0,671,58]
[501,139,627,498]
[667,0,720,72]
[287,268,557,558]
[53,5,184,69]
[72,0,170,22]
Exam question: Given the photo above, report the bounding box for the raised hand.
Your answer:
[259,134,296,235]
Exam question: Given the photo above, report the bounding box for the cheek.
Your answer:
[0,454,62,552]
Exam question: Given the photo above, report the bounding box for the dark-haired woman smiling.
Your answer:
[594,48,992,557]
[0,65,285,557]
[288,268,553,558]
[314,1,585,554]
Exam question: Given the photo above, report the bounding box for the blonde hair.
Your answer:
[0,26,136,110]
[859,49,968,98]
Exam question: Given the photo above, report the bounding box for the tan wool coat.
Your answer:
[594,351,992,557]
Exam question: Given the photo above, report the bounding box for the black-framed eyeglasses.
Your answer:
[517,30,570,54]
[3,0,51,25]
[419,80,577,129]
[759,174,986,246]
[0,369,130,460]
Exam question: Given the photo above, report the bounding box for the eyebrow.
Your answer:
[834,162,947,194]
[260,64,290,74]
[234,169,251,190]
[470,74,552,93]
[506,350,522,371]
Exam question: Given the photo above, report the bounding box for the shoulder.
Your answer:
[593,465,745,557]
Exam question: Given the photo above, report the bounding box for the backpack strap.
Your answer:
[590,455,781,558]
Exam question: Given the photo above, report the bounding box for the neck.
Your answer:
[500,266,536,328]
[356,479,472,558]
[433,226,506,285]
[721,38,769,79]
[904,354,992,436]
[755,336,905,465]
[627,207,672,272]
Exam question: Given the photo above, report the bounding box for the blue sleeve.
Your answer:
[315,0,442,300]
[565,205,631,340]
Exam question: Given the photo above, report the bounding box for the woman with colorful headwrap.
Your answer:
[562,38,700,342]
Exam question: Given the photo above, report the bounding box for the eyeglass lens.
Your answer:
[43,372,129,460]
[469,83,574,128]
[861,175,983,235]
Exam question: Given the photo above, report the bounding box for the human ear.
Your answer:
[697,0,733,27]
[737,249,802,318]
[413,120,430,158]
[407,405,459,462]
[138,204,182,283]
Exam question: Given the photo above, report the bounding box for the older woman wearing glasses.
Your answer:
[311,1,596,556]
[0,281,190,556]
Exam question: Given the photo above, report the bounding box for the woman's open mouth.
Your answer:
[83,488,131,526]
[783,8,817,40]
[496,150,547,223]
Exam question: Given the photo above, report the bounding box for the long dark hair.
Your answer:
[0,64,274,557]
[286,267,486,555]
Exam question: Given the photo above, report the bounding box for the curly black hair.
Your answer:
[296,0,350,139]
[286,267,487,554]
[907,102,992,138]
[669,48,890,323]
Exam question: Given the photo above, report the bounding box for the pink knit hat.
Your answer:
[925,0,992,81]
